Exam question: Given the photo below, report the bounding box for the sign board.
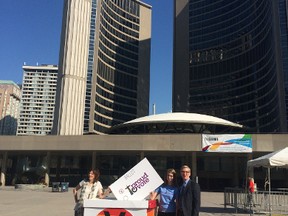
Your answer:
[109,157,163,200]
[202,134,252,153]
[84,199,157,216]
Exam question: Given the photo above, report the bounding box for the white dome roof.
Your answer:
[124,112,243,128]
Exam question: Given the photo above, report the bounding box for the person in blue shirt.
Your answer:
[150,168,179,216]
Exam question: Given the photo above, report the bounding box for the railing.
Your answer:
[224,187,288,215]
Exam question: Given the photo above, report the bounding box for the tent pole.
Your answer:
[268,167,271,216]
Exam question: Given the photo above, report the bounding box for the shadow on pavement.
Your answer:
[200,206,251,214]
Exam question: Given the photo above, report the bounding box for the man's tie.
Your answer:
[179,181,187,211]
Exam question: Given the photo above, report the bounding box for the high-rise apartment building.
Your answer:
[17,65,58,135]
[0,81,21,135]
[53,0,151,135]
[173,0,287,132]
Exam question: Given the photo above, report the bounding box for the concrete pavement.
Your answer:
[0,186,251,216]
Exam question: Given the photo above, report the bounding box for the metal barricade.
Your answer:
[224,187,288,215]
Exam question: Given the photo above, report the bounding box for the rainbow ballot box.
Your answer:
[84,199,157,216]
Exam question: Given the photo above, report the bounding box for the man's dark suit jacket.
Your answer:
[180,179,201,216]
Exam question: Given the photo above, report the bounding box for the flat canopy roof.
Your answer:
[109,112,244,134]
[124,112,243,127]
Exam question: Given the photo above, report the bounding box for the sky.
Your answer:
[0,0,173,115]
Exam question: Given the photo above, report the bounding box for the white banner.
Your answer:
[109,158,163,200]
[202,134,252,152]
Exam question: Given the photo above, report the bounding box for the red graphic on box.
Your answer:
[97,208,132,216]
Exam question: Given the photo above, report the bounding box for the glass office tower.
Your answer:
[279,0,288,128]
[173,0,287,132]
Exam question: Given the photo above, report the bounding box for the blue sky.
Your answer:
[0,0,173,115]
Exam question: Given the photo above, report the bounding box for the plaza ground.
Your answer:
[0,186,254,216]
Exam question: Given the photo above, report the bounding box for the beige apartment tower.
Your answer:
[17,65,58,135]
[53,0,152,135]
[0,81,21,135]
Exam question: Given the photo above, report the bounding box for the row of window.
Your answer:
[99,33,139,60]
[95,94,137,115]
[189,1,270,49]
[94,105,135,124]
[100,23,139,49]
[96,75,137,98]
[22,95,55,99]
[101,6,139,38]
[98,50,138,78]
[17,128,51,132]
[100,17,138,49]
[99,39,138,67]
[19,115,54,119]
[23,88,56,92]
[24,72,57,76]
[102,0,139,31]
[96,85,137,107]
[108,0,140,21]
[190,39,275,80]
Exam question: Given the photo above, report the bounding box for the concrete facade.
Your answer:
[53,0,92,135]
[0,134,287,190]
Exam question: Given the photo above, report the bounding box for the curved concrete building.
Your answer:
[173,0,287,133]
[53,0,151,135]
[90,0,151,134]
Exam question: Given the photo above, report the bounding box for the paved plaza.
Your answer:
[0,186,250,216]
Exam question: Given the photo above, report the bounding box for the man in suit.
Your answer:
[177,165,201,216]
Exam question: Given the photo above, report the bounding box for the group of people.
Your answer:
[150,165,201,216]
[73,165,201,216]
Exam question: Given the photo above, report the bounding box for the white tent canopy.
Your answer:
[247,147,288,215]
[247,147,288,168]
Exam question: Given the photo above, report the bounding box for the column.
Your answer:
[247,153,254,177]
[191,152,197,182]
[140,151,144,160]
[233,156,239,187]
[0,152,8,186]
[44,152,51,186]
[92,151,97,170]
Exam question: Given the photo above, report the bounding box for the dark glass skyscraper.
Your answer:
[279,0,288,128]
[173,0,287,132]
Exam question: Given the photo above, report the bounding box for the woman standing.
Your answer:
[73,169,105,216]
[150,168,179,216]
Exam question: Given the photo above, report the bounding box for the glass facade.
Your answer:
[84,0,97,132]
[279,0,288,127]
[173,0,287,132]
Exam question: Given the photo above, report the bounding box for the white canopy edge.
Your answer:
[247,147,288,168]
[124,112,243,128]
